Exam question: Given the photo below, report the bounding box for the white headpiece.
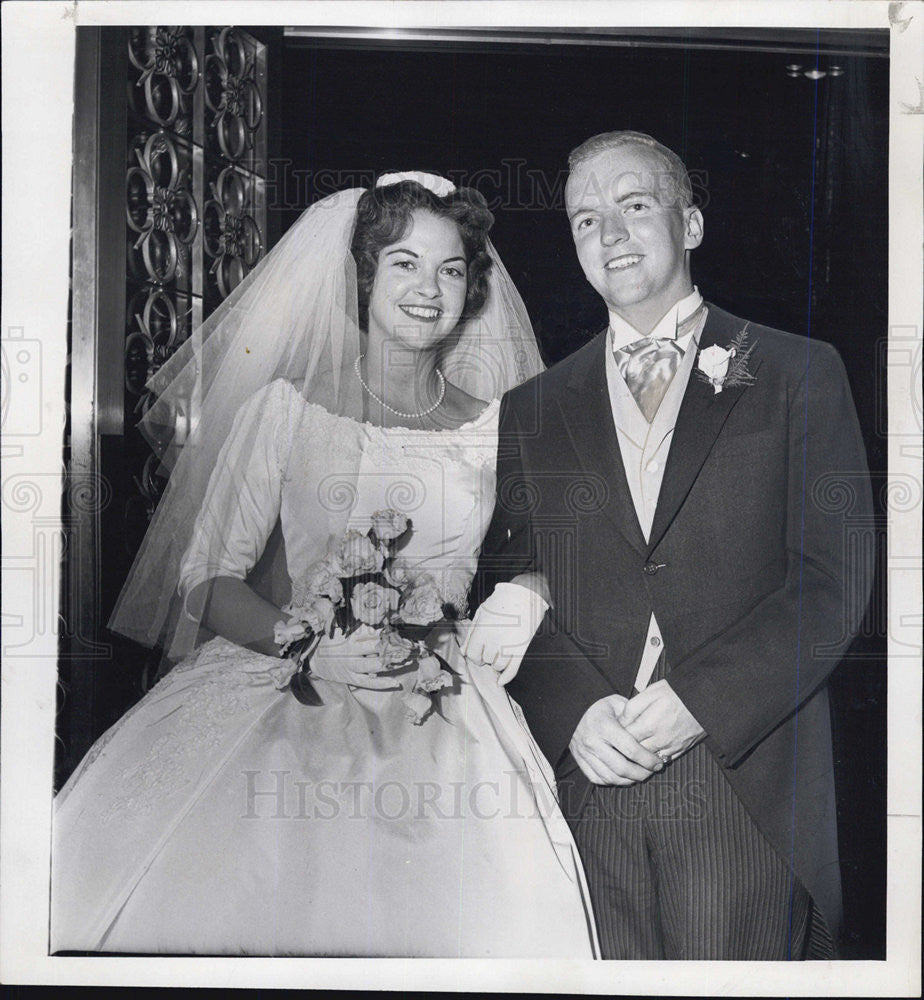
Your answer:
[377,171,457,197]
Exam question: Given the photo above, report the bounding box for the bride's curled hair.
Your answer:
[350,180,495,330]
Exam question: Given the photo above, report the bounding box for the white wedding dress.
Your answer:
[51,380,598,958]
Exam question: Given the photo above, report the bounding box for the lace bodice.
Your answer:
[179,380,501,614]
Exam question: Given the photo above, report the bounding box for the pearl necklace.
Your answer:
[354,354,446,420]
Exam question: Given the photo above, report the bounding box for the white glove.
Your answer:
[459,582,548,685]
[309,625,400,690]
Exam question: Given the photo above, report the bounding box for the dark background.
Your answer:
[273,35,888,959]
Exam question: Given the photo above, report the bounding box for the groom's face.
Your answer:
[565,145,703,333]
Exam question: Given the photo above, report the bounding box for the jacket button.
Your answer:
[643,561,661,575]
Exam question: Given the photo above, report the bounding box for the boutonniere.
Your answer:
[696,324,758,394]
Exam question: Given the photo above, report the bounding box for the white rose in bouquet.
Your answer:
[351,581,400,626]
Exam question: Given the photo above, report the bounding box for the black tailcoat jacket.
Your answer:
[476,304,874,941]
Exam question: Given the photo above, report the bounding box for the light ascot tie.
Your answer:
[613,302,707,422]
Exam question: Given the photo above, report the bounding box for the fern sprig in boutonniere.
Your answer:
[696,324,759,394]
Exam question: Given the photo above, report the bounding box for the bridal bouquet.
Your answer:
[274,509,457,724]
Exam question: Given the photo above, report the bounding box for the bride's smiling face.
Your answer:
[366,209,468,351]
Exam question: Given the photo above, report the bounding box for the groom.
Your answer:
[473,131,873,959]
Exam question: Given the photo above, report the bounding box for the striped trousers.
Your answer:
[560,655,815,960]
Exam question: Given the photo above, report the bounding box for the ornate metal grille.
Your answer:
[123,26,268,526]
[60,26,277,784]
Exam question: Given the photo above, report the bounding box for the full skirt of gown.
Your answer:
[51,630,599,957]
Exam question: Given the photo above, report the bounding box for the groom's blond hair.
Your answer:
[568,131,694,209]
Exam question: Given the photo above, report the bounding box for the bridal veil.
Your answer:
[108,174,543,662]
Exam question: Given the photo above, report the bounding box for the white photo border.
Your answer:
[1,1,920,994]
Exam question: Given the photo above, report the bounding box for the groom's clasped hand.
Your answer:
[460,591,706,787]
[568,683,706,786]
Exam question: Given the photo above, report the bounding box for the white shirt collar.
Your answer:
[609,286,704,353]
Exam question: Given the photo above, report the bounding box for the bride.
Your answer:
[51,172,599,958]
